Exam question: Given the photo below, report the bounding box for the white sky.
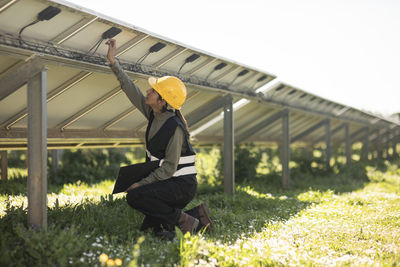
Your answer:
[66,0,400,116]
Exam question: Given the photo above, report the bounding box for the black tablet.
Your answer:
[112,160,160,194]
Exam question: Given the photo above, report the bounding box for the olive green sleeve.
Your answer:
[110,61,151,119]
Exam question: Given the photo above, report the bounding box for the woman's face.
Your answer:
[145,88,160,104]
[145,88,165,111]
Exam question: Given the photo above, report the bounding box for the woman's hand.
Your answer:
[105,39,117,65]
[125,182,141,192]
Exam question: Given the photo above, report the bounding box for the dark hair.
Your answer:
[176,109,190,138]
[158,93,190,137]
[158,93,168,113]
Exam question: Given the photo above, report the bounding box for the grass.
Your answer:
[1,160,400,266]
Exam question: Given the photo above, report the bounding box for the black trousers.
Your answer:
[126,175,197,232]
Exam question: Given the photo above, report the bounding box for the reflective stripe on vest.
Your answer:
[146,150,197,177]
[172,166,197,177]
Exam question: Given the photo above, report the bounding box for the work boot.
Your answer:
[197,202,214,232]
[178,212,199,235]
[185,202,214,233]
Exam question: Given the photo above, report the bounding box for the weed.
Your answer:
[1,155,400,266]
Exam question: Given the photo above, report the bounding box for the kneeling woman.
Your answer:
[106,39,212,237]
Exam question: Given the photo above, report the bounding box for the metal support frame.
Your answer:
[212,66,240,82]
[368,129,379,159]
[57,86,122,130]
[51,150,60,174]
[51,17,98,44]
[350,127,368,143]
[1,33,398,130]
[223,95,234,195]
[186,58,216,75]
[281,110,290,190]
[386,131,390,158]
[1,150,7,180]
[27,68,47,229]
[393,129,399,158]
[391,131,397,157]
[288,116,316,138]
[311,123,345,146]
[325,119,331,168]
[115,34,149,57]
[236,109,288,143]
[233,72,258,88]
[377,129,383,159]
[362,127,370,160]
[187,95,231,127]
[152,47,187,68]
[1,71,92,129]
[344,123,351,165]
[0,56,44,102]
[291,119,329,143]
[101,106,137,130]
[0,0,17,13]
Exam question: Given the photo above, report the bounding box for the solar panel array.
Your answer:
[0,0,399,150]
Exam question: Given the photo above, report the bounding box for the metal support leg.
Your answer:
[223,95,234,195]
[362,128,369,161]
[282,110,290,190]
[325,120,331,168]
[377,131,382,160]
[345,123,351,166]
[1,151,7,180]
[51,149,60,174]
[393,131,398,158]
[386,132,390,158]
[27,69,47,230]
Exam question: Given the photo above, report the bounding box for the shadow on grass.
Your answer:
[0,175,66,196]
[0,159,394,259]
[0,159,393,266]
[1,183,314,267]
[0,168,119,196]
[0,194,152,266]
[250,161,373,197]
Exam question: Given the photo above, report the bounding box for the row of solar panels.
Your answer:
[0,0,399,150]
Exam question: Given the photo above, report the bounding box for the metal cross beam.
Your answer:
[350,126,369,143]
[311,123,346,146]
[152,47,187,68]
[235,109,289,144]
[101,106,137,130]
[56,86,122,131]
[1,71,92,129]
[291,119,329,143]
[186,95,232,127]
[115,34,149,57]
[0,56,44,102]
[51,16,98,45]
[211,66,240,82]
[186,58,216,75]
[0,0,17,13]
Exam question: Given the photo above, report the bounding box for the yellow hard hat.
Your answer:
[148,76,187,109]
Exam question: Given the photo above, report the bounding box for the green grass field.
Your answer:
[1,160,400,266]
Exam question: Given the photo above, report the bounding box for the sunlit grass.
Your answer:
[1,161,400,266]
[7,167,27,179]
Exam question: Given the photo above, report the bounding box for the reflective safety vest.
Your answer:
[145,111,196,177]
